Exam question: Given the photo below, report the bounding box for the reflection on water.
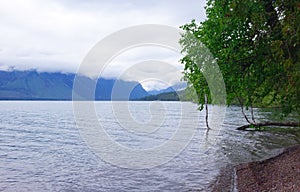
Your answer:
[0,101,299,191]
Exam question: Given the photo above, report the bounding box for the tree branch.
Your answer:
[237,121,300,130]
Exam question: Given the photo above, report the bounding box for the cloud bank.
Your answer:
[0,0,206,90]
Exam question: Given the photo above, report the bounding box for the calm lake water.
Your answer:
[0,101,299,191]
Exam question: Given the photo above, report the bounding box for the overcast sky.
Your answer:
[0,0,206,90]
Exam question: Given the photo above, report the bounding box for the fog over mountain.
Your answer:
[0,70,149,100]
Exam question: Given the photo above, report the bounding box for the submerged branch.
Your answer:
[237,121,300,130]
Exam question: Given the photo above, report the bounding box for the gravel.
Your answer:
[211,145,300,192]
[235,144,300,191]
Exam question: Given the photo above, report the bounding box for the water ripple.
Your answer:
[0,101,299,191]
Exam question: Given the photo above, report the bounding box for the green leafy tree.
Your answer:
[180,0,300,127]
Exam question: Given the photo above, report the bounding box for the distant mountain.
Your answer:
[148,87,176,95]
[138,89,190,101]
[138,91,180,101]
[142,82,188,101]
[0,70,149,100]
[148,82,186,95]
[95,78,149,100]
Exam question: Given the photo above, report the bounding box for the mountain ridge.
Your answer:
[0,70,149,100]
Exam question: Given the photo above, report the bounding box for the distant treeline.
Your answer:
[137,90,192,101]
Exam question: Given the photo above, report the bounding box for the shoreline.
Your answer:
[212,144,300,191]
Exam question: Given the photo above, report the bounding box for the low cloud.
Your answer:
[0,0,206,90]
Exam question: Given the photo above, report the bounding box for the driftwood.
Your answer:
[234,96,299,131]
[237,121,300,130]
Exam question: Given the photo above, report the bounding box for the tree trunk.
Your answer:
[237,121,300,130]
[205,94,210,130]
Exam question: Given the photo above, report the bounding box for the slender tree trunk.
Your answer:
[205,94,210,130]
[237,97,252,124]
[250,105,256,124]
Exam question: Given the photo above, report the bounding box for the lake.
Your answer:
[0,101,299,191]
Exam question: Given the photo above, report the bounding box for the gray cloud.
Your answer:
[0,0,206,90]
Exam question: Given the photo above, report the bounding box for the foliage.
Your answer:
[180,0,300,117]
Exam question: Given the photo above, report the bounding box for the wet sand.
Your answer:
[211,145,300,192]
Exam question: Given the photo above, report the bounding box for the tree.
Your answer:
[180,0,300,129]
